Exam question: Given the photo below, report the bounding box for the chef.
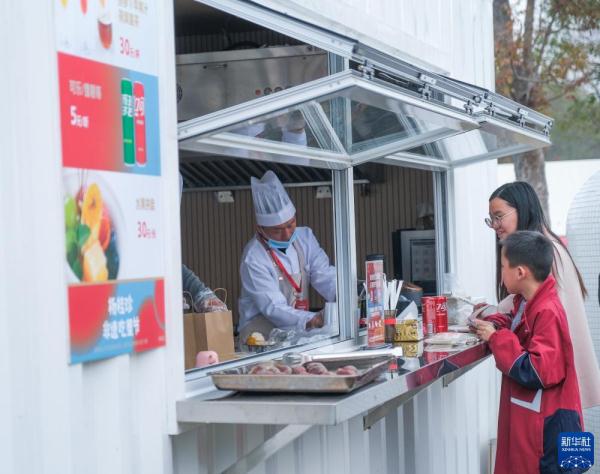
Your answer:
[238,171,336,343]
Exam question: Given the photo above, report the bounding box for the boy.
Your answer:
[473,231,586,474]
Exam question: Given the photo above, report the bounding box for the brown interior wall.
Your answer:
[354,166,434,279]
[180,166,433,326]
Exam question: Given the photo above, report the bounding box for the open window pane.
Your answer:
[178,70,480,167]
[229,106,343,153]
[397,116,551,166]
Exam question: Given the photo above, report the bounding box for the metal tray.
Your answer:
[209,356,392,393]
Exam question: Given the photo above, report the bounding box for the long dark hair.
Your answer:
[490,181,587,300]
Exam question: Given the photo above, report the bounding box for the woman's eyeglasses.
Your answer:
[484,209,516,228]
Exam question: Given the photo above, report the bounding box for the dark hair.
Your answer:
[501,231,554,282]
[490,181,587,299]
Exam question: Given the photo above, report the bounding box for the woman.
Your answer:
[486,181,600,409]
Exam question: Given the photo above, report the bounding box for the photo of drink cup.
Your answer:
[134,82,147,167]
[98,11,112,49]
[121,78,135,166]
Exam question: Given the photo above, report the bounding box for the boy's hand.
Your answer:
[473,319,496,342]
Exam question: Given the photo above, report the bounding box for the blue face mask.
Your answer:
[267,229,298,250]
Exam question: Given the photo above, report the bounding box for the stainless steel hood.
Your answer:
[177,45,328,121]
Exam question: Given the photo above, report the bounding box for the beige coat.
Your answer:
[552,240,600,409]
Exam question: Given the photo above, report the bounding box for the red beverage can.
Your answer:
[434,296,448,333]
[421,296,436,336]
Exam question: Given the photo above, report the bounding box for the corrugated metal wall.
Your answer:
[353,167,433,278]
[180,165,433,324]
[173,359,500,474]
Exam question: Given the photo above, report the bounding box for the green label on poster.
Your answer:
[121,78,134,166]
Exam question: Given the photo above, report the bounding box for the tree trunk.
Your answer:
[513,149,551,224]
[494,0,550,223]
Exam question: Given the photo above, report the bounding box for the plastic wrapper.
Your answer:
[446,296,475,326]
[467,304,501,327]
[441,273,472,326]
[424,332,478,346]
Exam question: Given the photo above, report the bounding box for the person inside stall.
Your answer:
[238,170,336,345]
[180,173,227,313]
[234,111,308,147]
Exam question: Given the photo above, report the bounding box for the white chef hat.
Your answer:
[251,171,296,227]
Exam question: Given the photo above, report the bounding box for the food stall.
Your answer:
[173,1,551,472]
[1,1,554,473]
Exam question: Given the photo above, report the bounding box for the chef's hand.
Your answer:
[306,311,324,330]
[472,319,496,342]
[199,297,227,313]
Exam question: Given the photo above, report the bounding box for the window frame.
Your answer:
[178,0,552,389]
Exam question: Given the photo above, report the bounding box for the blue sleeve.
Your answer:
[182,264,215,309]
[508,353,544,389]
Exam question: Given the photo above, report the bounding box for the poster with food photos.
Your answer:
[55,0,165,363]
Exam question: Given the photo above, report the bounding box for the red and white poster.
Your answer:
[366,258,385,347]
[54,0,165,363]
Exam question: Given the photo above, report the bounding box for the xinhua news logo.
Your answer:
[558,432,594,471]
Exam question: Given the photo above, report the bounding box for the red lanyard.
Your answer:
[259,236,302,294]
[268,248,302,294]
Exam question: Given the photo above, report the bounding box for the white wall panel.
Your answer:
[254,0,493,80]
[173,359,499,474]
[0,0,182,473]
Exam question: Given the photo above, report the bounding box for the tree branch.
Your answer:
[535,9,558,73]
[546,73,592,102]
[522,0,536,74]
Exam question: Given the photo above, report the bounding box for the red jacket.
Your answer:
[485,275,586,474]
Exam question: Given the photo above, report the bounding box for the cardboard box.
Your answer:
[183,310,235,370]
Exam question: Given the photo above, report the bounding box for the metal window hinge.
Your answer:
[485,102,497,117]
[464,100,474,115]
[358,60,375,79]
[517,107,529,127]
[420,84,432,100]
[418,73,437,100]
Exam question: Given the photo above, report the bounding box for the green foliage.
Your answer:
[494,0,600,110]
[546,91,600,160]
[494,0,600,161]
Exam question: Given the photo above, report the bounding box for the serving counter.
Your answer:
[177,341,490,427]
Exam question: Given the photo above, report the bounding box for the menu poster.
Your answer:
[55,0,165,364]
[366,259,385,346]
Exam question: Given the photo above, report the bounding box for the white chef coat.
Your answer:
[238,227,336,332]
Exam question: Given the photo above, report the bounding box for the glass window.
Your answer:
[180,160,339,373]
[179,70,480,166]
[352,162,438,336]
[401,116,551,166]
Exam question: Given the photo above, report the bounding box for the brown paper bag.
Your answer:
[183,310,235,370]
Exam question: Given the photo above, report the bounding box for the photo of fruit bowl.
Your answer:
[64,170,124,283]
